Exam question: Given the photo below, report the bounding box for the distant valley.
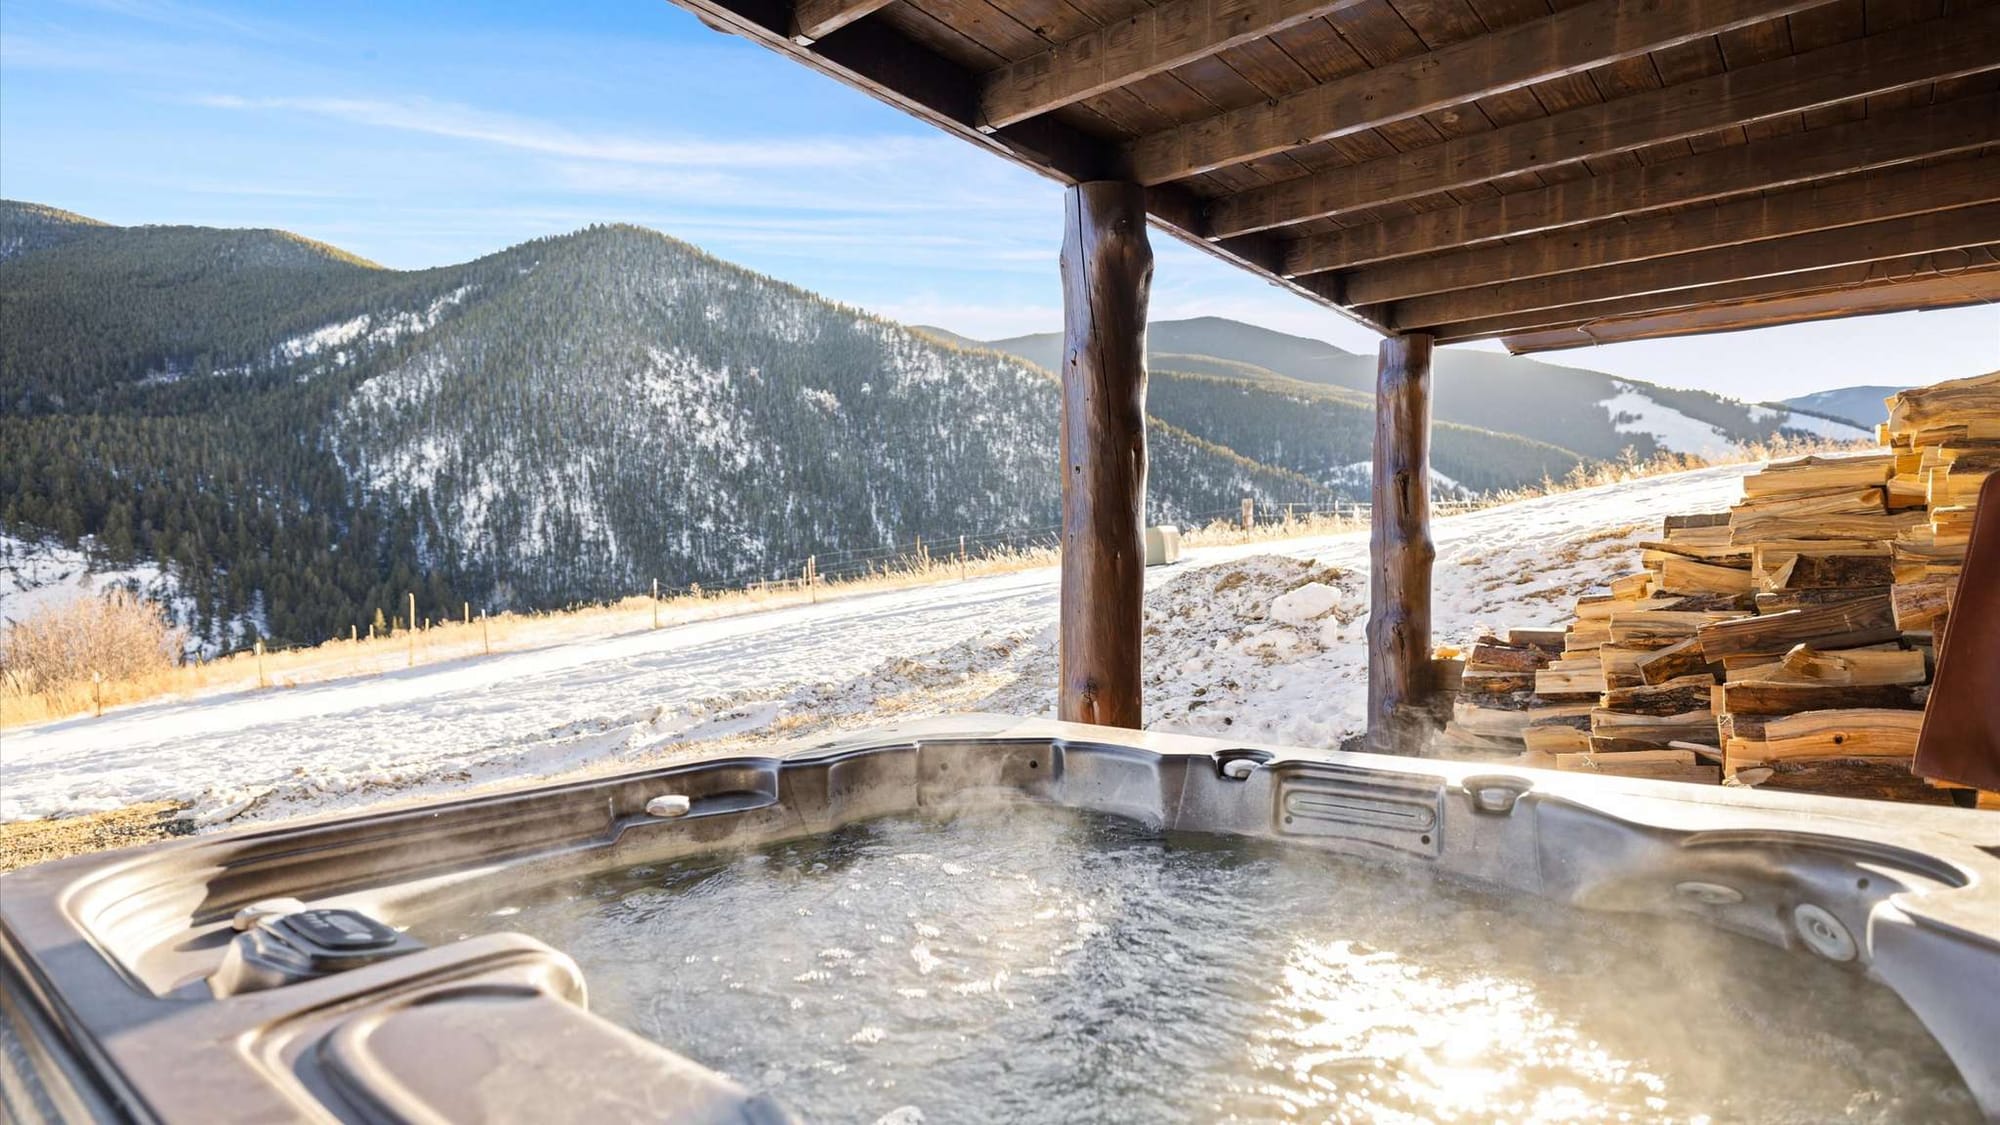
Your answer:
[0,200,1865,652]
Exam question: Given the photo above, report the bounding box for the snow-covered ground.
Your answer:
[0,464,1754,826]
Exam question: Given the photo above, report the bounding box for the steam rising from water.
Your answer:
[414,806,1974,1123]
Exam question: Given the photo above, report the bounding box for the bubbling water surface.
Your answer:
[414,806,1975,1124]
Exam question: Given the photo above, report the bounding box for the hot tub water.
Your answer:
[413,806,1975,1123]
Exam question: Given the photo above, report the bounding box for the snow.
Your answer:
[0,533,242,656]
[1776,410,1873,441]
[0,463,1755,826]
[1600,382,1735,457]
[1270,581,1342,626]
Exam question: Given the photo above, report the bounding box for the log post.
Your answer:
[1366,333,1436,754]
[1059,181,1152,728]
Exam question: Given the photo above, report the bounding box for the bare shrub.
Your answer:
[1,589,186,703]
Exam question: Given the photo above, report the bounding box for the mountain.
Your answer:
[0,202,105,264]
[953,319,1875,463]
[1,201,1324,650]
[1784,386,1910,428]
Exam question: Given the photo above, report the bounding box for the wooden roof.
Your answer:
[671,0,2000,352]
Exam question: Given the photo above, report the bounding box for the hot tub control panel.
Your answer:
[210,908,426,996]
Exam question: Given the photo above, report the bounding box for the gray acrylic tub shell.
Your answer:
[2,714,1997,1122]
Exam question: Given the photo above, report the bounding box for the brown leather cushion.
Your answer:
[1914,472,2000,792]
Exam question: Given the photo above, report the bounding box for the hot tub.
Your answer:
[4,715,1997,1123]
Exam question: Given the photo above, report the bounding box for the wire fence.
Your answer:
[748,494,1492,588]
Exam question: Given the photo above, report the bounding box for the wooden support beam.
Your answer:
[1207,9,2000,237]
[1059,182,1152,729]
[1365,334,1435,755]
[1496,267,2000,352]
[1125,0,1822,186]
[1282,96,2000,276]
[1387,202,2000,330]
[978,0,1371,131]
[1428,245,2000,343]
[789,0,894,43]
[1339,154,2000,304]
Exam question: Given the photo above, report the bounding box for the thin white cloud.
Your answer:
[193,93,909,170]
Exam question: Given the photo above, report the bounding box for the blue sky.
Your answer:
[3,0,1993,398]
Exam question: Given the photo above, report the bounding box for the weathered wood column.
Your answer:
[1058,181,1152,728]
[1365,333,1436,754]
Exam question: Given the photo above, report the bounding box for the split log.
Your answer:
[1610,610,1745,648]
[1589,709,1718,746]
[1783,553,1898,589]
[1467,641,1551,672]
[1664,513,1732,529]
[1729,758,1950,804]
[1755,586,1892,613]
[1740,453,1894,497]
[1728,510,1928,544]
[1656,555,1755,595]
[1719,680,1927,716]
[1695,593,1899,658]
[1602,675,1716,716]
[1891,574,1957,632]
[1535,666,1608,696]
[1724,644,1926,686]
[1724,708,1924,765]
[1522,724,1591,753]
[1461,670,1535,695]
[1607,572,1651,599]
[1636,636,1713,685]
[1453,701,1533,738]
[1507,627,1566,649]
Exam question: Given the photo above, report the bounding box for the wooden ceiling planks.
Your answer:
[1494,259,2000,350]
[664,0,2000,350]
[1282,93,1999,274]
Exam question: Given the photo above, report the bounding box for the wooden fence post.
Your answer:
[652,578,660,629]
[482,612,490,655]
[407,592,417,668]
[1241,497,1255,530]
[960,534,968,581]
[255,639,266,689]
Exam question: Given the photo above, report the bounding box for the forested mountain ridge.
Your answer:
[1,202,1324,650]
[946,319,1873,462]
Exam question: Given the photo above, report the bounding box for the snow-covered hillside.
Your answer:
[1604,381,1872,457]
[0,533,253,656]
[1,463,1753,825]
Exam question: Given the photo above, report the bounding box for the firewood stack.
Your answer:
[1433,370,1999,807]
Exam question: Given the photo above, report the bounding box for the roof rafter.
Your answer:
[1427,246,2000,343]
[1207,8,2000,238]
[1496,265,2000,352]
[1339,152,2000,305]
[1385,202,2000,330]
[1125,0,1826,186]
[977,0,1372,131]
[1280,94,2000,277]
[789,0,895,43]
